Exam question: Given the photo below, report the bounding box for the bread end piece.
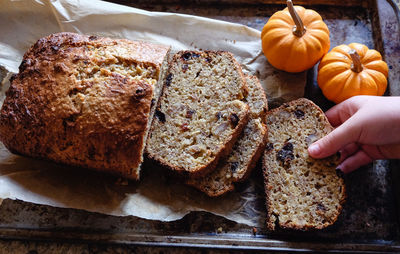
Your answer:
[0,32,171,180]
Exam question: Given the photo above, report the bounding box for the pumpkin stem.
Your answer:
[287,0,306,37]
[349,49,363,73]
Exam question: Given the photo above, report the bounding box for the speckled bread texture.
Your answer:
[187,75,268,196]
[263,98,346,230]
[0,32,170,180]
[146,51,249,178]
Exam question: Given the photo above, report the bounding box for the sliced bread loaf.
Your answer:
[263,98,346,230]
[187,75,268,196]
[146,51,249,178]
[0,32,170,180]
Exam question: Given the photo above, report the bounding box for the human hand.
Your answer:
[308,95,400,173]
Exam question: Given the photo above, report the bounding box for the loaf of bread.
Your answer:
[263,98,346,230]
[146,51,249,178]
[187,75,268,196]
[0,32,170,180]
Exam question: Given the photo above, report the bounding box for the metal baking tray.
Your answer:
[1,0,400,252]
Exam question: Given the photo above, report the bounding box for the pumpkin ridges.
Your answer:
[264,19,293,30]
[272,38,307,71]
[302,9,324,24]
[283,6,307,19]
[307,26,330,39]
[272,11,295,25]
[335,72,361,103]
[363,61,388,76]
[348,43,368,58]
[318,63,350,81]
[261,15,290,38]
[320,70,353,102]
[306,19,330,29]
[319,68,352,87]
[263,28,292,42]
[365,70,388,95]
[362,49,383,63]
[305,33,326,53]
[285,39,308,71]
[358,72,380,94]
[318,53,352,69]
[331,45,352,57]
[307,31,330,54]
[264,40,294,70]
[262,32,293,57]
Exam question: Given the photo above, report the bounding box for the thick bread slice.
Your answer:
[263,98,346,230]
[187,75,268,196]
[0,32,170,180]
[146,51,249,178]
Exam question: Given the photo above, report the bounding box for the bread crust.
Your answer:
[263,98,346,231]
[0,32,170,179]
[232,75,269,183]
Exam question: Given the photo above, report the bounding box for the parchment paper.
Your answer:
[0,0,306,226]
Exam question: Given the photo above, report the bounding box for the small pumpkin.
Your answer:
[317,43,388,104]
[261,0,330,73]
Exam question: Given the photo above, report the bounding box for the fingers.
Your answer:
[325,98,358,127]
[308,118,360,159]
[378,144,400,159]
[339,142,359,163]
[337,150,374,174]
[324,104,345,127]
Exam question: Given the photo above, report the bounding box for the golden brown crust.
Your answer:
[263,98,346,231]
[0,32,170,179]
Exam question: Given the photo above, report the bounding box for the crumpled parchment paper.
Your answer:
[0,0,306,226]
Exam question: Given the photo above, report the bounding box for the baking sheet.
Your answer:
[1,0,400,252]
[0,0,307,227]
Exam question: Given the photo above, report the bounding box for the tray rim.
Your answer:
[1,0,400,251]
[0,227,400,252]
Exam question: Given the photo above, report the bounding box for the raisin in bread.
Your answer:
[0,32,170,180]
[146,51,249,178]
[187,75,268,196]
[263,98,346,230]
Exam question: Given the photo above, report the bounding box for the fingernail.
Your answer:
[308,143,321,156]
[336,168,345,178]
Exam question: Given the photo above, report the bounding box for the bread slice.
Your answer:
[187,75,268,196]
[263,98,346,230]
[0,32,170,180]
[146,51,249,178]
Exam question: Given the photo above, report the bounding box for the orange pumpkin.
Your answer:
[261,0,330,73]
[317,43,388,104]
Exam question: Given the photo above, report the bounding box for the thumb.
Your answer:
[308,117,360,159]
